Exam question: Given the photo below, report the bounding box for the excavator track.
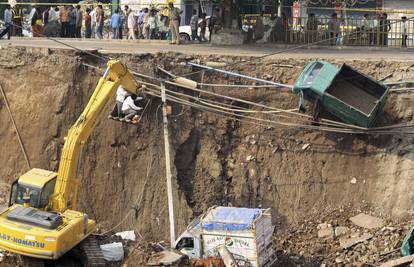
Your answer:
[19,256,45,267]
[79,236,105,267]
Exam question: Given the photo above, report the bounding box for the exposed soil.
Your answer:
[0,47,414,266]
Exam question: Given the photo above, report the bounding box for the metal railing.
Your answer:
[269,17,413,47]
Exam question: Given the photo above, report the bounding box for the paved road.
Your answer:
[2,37,414,61]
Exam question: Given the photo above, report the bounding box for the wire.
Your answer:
[147,87,414,135]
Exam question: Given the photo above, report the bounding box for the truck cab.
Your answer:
[174,230,202,258]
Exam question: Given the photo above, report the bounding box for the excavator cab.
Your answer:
[9,168,57,209]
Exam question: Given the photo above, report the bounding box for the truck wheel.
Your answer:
[179,33,191,42]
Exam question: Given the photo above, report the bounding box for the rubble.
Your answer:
[147,250,188,266]
[350,213,385,229]
[276,205,412,266]
[115,230,136,241]
[339,232,373,249]
[100,242,124,261]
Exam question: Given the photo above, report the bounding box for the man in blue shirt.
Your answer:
[0,5,12,40]
[111,9,121,39]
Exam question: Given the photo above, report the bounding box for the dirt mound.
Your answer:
[1,47,414,266]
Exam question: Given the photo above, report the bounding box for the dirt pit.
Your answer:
[1,47,414,266]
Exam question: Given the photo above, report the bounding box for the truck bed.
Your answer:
[328,80,378,115]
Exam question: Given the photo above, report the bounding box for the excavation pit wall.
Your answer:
[0,47,414,248]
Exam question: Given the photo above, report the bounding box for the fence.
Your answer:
[266,16,413,47]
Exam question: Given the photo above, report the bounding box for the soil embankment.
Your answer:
[1,47,414,266]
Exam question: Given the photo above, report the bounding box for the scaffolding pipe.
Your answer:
[187,62,294,89]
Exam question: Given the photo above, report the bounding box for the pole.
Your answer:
[187,62,293,89]
[0,84,31,170]
[161,82,176,247]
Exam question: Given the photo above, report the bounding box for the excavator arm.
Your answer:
[50,60,142,212]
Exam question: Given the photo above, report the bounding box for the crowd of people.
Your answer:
[0,3,411,47]
[0,3,221,45]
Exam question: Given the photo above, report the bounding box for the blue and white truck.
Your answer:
[174,206,276,267]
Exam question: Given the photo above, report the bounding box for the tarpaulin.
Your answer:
[201,206,262,231]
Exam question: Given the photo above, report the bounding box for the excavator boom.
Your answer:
[51,59,140,212]
[0,59,142,260]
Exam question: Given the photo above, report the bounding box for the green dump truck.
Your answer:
[294,61,389,128]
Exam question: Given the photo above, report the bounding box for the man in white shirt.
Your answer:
[402,16,408,47]
[109,86,130,120]
[49,7,59,22]
[28,5,36,23]
[121,95,143,123]
[90,6,96,38]
[127,10,137,39]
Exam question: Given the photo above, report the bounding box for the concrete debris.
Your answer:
[115,230,136,241]
[340,233,373,249]
[318,228,334,239]
[350,213,384,229]
[334,226,349,237]
[100,242,124,261]
[302,143,310,150]
[379,254,414,267]
[317,223,331,230]
[147,250,187,266]
[217,245,237,267]
[246,155,255,161]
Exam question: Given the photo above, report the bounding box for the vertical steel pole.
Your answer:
[161,82,176,247]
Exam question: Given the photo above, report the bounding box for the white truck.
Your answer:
[174,206,276,267]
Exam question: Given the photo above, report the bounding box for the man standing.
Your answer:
[12,5,23,36]
[380,13,391,46]
[111,9,120,39]
[328,13,340,45]
[402,16,408,48]
[168,2,182,44]
[90,5,96,38]
[75,5,83,38]
[137,9,144,38]
[31,6,43,37]
[209,7,221,42]
[0,5,12,40]
[306,13,319,43]
[42,6,50,27]
[68,6,77,38]
[123,5,131,39]
[199,12,207,42]
[362,14,372,45]
[127,9,137,40]
[59,6,70,37]
[84,8,92,38]
[95,5,104,39]
[190,9,199,41]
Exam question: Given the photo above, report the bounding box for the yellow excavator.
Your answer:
[0,60,143,265]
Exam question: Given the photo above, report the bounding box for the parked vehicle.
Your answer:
[179,16,210,42]
[174,206,276,267]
